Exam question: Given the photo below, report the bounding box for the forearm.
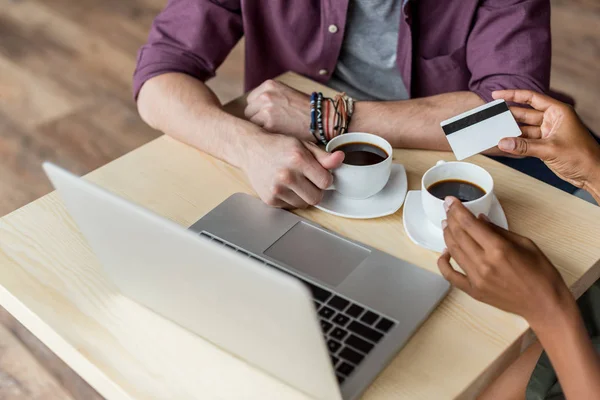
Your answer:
[137,73,262,168]
[349,91,484,149]
[531,290,600,399]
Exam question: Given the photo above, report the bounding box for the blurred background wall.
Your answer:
[0,0,598,397]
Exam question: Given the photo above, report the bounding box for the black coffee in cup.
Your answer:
[427,179,486,202]
[335,142,389,166]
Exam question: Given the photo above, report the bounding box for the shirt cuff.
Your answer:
[133,47,214,101]
[470,75,548,106]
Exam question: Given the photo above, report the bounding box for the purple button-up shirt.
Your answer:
[133,0,551,103]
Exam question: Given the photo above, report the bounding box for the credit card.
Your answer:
[440,99,521,160]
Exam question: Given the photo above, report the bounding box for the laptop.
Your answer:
[43,162,450,400]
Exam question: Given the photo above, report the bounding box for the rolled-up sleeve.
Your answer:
[467,0,551,103]
[133,0,243,100]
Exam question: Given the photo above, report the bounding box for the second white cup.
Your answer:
[421,161,494,229]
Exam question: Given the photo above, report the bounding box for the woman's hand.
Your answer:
[438,197,574,327]
[493,89,600,190]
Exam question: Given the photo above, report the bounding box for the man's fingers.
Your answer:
[492,90,556,112]
[244,101,262,120]
[248,108,267,128]
[497,137,551,159]
[246,83,269,103]
[298,156,334,190]
[304,142,345,169]
[301,143,344,189]
[264,197,294,209]
[247,79,285,103]
[277,189,309,209]
[437,250,471,293]
[509,107,544,126]
[288,177,323,206]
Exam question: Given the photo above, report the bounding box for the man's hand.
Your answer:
[245,80,312,141]
[438,197,573,327]
[493,89,600,190]
[239,133,344,209]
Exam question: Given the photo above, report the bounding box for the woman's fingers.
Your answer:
[437,250,471,293]
[519,125,542,139]
[509,106,544,126]
[492,90,557,112]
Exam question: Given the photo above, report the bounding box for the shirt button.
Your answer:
[319,69,328,76]
[328,24,338,34]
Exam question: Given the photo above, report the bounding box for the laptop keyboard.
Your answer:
[198,231,397,384]
[308,282,396,383]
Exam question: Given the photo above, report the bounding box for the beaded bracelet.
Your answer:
[309,92,354,145]
[324,99,330,141]
[317,92,327,144]
[309,92,321,143]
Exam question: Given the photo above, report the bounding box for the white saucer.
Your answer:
[315,164,408,219]
[403,190,508,253]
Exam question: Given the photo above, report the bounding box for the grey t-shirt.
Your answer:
[327,0,409,101]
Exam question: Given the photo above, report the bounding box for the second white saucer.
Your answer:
[403,190,508,253]
[315,164,408,219]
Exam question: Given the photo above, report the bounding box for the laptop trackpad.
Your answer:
[264,222,371,287]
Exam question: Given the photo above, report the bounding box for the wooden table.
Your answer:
[1,73,600,400]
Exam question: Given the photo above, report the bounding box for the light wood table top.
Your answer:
[1,72,600,400]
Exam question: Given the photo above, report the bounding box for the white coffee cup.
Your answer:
[325,132,393,200]
[421,161,494,229]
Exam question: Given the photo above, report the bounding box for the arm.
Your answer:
[532,294,600,400]
[246,0,550,151]
[353,0,551,149]
[134,0,247,165]
[440,199,600,400]
[244,83,483,149]
[135,1,344,209]
[348,92,483,149]
[138,73,259,169]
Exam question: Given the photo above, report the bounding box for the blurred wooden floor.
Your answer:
[0,0,598,398]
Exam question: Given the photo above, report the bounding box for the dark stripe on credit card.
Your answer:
[442,102,510,135]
